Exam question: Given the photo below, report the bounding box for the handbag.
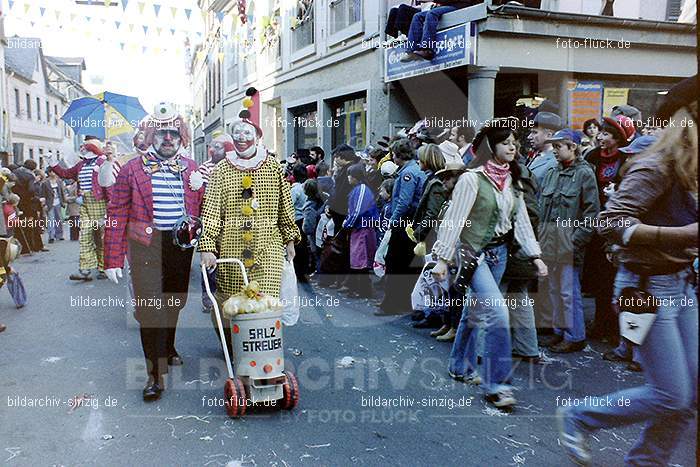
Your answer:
[452,242,483,296]
[618,275,658,346]
[280,260,299,326]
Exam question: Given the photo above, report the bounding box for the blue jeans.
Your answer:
[449,243,512,394]
[48,205,64,240]
[407,6,457,52]
[570,265,698,466]
[549,264,585,343]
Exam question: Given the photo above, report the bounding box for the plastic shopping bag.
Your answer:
[373,229,391,278]
[6,271,27,308]
[280,259,299,326]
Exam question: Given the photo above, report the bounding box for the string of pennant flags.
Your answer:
[3,0,268,58]
[2,0,255,25]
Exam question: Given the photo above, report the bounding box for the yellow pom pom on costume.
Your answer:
[242,232,254,243]
[241,175,253,189]
[241,205,254,216]
[242,97,254,109]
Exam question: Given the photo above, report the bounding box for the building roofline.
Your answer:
[488,4,697,32]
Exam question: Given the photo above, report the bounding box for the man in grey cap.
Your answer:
[525,111,561,185]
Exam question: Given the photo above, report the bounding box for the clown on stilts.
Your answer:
[198,90,300,354]
[48,136,109,281]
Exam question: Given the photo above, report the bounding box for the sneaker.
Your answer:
[413,49,435,61]
[556,407,592,466]
[448,371,482,385]
[627,361,643,372]
[399,52,420,62]
[430,324,451,337]
[48,239,55,244]
[96,271,107,280]
[550,340,586,354]
[436,328,456,342]
[485,389,516,408]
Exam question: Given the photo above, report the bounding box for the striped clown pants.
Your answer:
[78,192,106,271]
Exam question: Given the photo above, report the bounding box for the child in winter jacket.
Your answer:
[343,163,380,298]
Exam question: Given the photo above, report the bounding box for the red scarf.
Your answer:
[484,160,510,191]
[599,147,619,159]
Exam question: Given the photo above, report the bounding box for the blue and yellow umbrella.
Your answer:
[61,91,148,140]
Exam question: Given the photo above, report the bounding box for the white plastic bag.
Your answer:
[373,229,392,278]
[280,259,299,326]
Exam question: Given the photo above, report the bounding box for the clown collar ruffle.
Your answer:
[225,146,268,171]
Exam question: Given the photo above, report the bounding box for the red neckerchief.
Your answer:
[599,147,620,159]
[484,159,510,191]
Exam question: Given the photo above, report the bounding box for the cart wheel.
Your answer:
[280,370,299,410]
[224,377,247,418]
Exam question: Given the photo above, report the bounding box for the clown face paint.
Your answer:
[232,121,257,159]
[208,141,227,163]
[153,129,181,158]
[134,131,147,150]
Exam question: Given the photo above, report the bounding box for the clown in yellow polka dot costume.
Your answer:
[198,116,300,300]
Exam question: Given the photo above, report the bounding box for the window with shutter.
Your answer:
[667,0,682,20]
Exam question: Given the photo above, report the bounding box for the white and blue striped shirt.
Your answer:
[78,162,94,192]
[151,171,185,230]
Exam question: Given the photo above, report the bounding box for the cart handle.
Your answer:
[201,258,249,381]
[208,257,249,286]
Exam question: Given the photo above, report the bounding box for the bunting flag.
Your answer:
[55,10,60,21]
[128,23,134,32]
[170,28,175,36]
[142,46,147,54]
[142,25,148,35]
[156,26,162,36]
[217,52,225,63]
[216,12,224,23]
[121,0,128,10]
[85,15,91,22]
[137,1,145,14]
[39,7,45,16]
[115,20,121,29]
[170,6,177,19]
[119,42,125,50]
[8,1,14,11]
[184,8,191,20]
[153,3,160,16]
[30,20,35,27]
[23,3,30,14]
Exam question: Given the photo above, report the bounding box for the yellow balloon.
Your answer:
[242,97,254,109]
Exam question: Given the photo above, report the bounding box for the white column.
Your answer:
[467,66,499,126]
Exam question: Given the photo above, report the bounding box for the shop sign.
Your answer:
[567,81,603,129]
[385,23,477,83]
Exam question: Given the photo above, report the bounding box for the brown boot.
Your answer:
[436,328,456,342]
[431,325,450,337]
